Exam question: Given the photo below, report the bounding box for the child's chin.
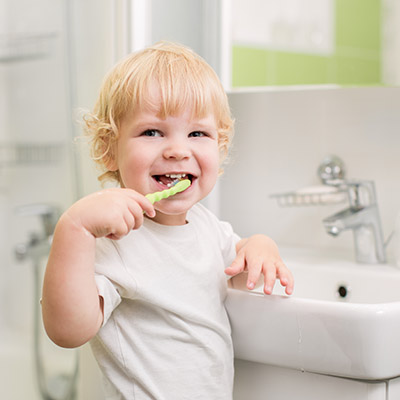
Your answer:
[152,206,189,225]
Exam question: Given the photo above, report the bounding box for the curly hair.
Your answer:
[83,41,234,185]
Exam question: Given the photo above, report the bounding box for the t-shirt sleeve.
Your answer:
[95,273,121,327]
[217,220,241,268]
[94,238,124,326]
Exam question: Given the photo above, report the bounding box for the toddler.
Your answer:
[42,41,294,400]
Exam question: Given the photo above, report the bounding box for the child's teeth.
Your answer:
[166,173,186,179]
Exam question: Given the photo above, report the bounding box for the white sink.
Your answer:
[225,247,400,380]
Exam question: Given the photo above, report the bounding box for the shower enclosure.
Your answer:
[0,0,81,398]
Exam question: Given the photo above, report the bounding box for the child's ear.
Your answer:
[102,139,119,171]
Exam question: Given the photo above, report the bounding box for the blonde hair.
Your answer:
[83,41,234,184]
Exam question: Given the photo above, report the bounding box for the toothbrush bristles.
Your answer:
[167,179,180,188]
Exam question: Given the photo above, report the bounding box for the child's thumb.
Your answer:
[224,251,246,276]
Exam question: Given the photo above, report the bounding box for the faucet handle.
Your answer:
[339,180,377,209]
[317,156,377,208]
[16,203,61,237]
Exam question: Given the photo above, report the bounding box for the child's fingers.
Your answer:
[262,262,279,295]
[246,261,262,290]
[276,261,294,295]
[125,200,145,229]
[225,251,246,276]
[141,199,156,218]
[105,206,139,239]
[105,193,152,240]
[123,189,156,218]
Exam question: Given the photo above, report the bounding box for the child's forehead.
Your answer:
[134,80,217,121]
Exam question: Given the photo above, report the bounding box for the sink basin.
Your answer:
[225,247,400,380]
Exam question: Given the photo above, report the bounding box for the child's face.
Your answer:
[114,105,220,225]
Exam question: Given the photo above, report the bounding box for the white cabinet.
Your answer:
[234,361,387,400]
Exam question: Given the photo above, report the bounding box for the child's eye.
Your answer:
[189,131,207,138]
[141,129,161,137]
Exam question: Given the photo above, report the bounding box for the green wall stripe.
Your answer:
[232,0,381,87]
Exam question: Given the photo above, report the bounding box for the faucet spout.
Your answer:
[323,208,358,236]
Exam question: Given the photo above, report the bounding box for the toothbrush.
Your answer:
[145,179,191,204]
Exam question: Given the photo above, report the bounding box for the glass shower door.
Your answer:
[0,0,79,399]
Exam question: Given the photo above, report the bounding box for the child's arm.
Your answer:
[42,188,155,348]
[225,234,294,295]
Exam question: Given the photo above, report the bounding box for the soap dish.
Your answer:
[271,185,347,207]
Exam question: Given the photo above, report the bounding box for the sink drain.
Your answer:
[336,283,351,300]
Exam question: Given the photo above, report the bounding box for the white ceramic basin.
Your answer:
[225,247,400,380]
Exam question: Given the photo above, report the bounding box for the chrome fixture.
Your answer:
[321,159,386,264]
[271,155,387,264]
[16,203,61,238]
[317,154,346,184]
[14,204,59,262]
[15,204,78,400]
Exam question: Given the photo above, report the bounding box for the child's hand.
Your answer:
[64,188,156,240]
[225,234,294,295]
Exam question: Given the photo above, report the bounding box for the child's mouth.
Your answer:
[153,173,194,188]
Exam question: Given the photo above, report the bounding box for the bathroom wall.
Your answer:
[70,0,114,197]
[220,86,400,263]
[231,0,382,86]
[382,0,400,86]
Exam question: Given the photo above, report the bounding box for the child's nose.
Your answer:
[163,140,190,160]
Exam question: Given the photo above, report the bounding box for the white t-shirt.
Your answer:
[91,203,240,400]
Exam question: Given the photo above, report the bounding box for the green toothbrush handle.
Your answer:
[145,179,191,204]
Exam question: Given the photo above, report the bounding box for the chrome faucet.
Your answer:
[16,203,60,237]
[323,180,386,264]
[15,204,60,261]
